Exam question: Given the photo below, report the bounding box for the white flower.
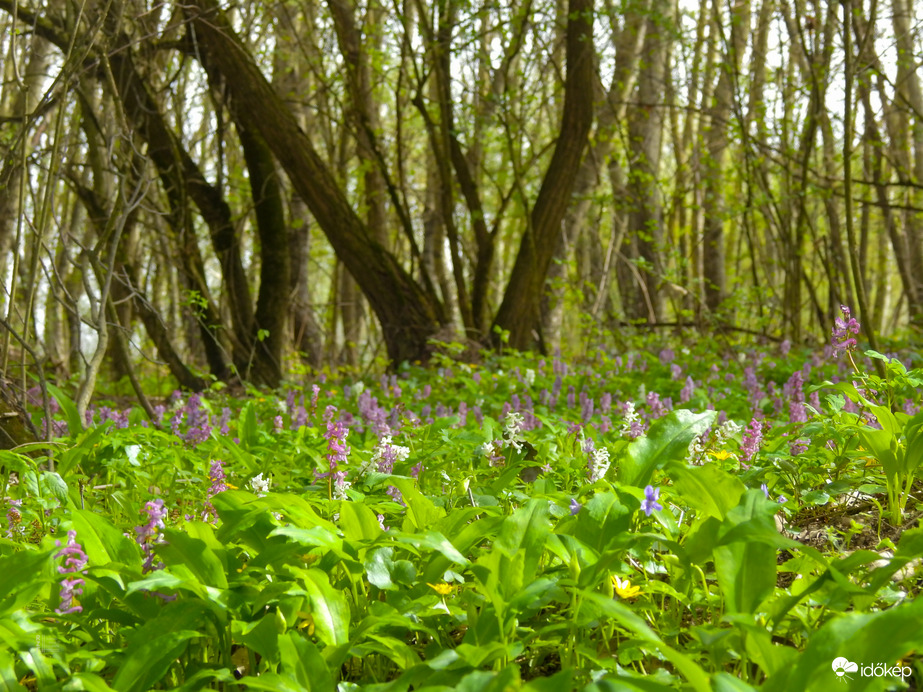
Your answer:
[524,369,536,386]
[250,473,271,497]
[125,445,142,466]
[619,402,640,436]
[589,448,611,482]
[686,435,706,465]
[333,479,351,501]
[353,381,365,398]
[504,411,525,452]
[715,420,742,446]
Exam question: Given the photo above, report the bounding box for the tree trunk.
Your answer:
[184,0,447,365]
[491,0,595,351]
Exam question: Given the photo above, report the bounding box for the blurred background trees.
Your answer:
[0,0,921,398]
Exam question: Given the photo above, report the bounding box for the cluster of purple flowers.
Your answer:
[54,530,88,614]
[739,418,764,466]
[322,419,351,500]
[832,305,860,353]
[135,499,168,573]
[169,393,212,444]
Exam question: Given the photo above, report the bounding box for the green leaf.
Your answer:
[239,402,258,448]
[621,410,716,486]
[579,593,711,692]
[71,508,139,566]
[279,631,334,691]
[40,471,68,504]
[393,531,469,566]
[365,548,397,590]
[296,569,349,647]
[111,630,201,692]
[234,613,280,664]
[160,528,229,589]
[389,477,446,529]
[0,550,52,616]
[47,383,83,435]
[573,492,632,553]
[669,464,745,521]
[763,597,923,692]
[714,539,775,615]
[494,499,549,580]
[339,501,383,541]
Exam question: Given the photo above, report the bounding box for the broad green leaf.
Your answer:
[714,540,775,615]
[62,673,116,691]
[279,631,334,691]
[620,410,716,486]
[111,630,201,692]
[239,402,258,448]
[0,648,26,691]
[365,547,397,590]
[573,492,632,553]
[669,464,745,521]
[339,501,383,541]
[235,673,303,692]
[234,612,280,664]
[352,634,421,670]
[763,597,923,692]
[40,471,68,504]
[71,508,139,566]
[579,593,711,692]
[296,569,349,646]
[47,383,83,435]
[390,477,446,529]
[494,499,549,580]
[160,528,228,589]
[0,550,52,616]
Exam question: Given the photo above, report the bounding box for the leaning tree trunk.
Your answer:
[184,0,447,365]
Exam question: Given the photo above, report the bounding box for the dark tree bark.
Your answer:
[184,0,448,365]
[491,0,595,351]
[238,123,289,387]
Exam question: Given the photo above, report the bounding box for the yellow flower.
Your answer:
[427,582,454,596]
[708,449,733,461]
[611,575,641,599]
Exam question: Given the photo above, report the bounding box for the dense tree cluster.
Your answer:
[0,0,921,403]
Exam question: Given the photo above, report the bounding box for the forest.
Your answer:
[3,1,923,690]
[1,0,921,397]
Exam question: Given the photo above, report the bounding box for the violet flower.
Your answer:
[569,498,581,515]
[55,530,87,614]
[740,418,764,466]
[832,305,860,354]
[208,460,228,496]
[135,499,168,573]
[641,485,663,516]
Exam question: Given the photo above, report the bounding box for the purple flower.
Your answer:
[135,499,168,573]
[740,418,764,466]
[832,305,860,353]
[680,377,695,404]
[5,499,23,539]
[761,483,770,499]
[569,498,581,515]
[208,460,228,496]
[324,420,350,472]
[55,530,87,614]
[640,485,662,516]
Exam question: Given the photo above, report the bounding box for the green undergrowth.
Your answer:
[2,338,923,690]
